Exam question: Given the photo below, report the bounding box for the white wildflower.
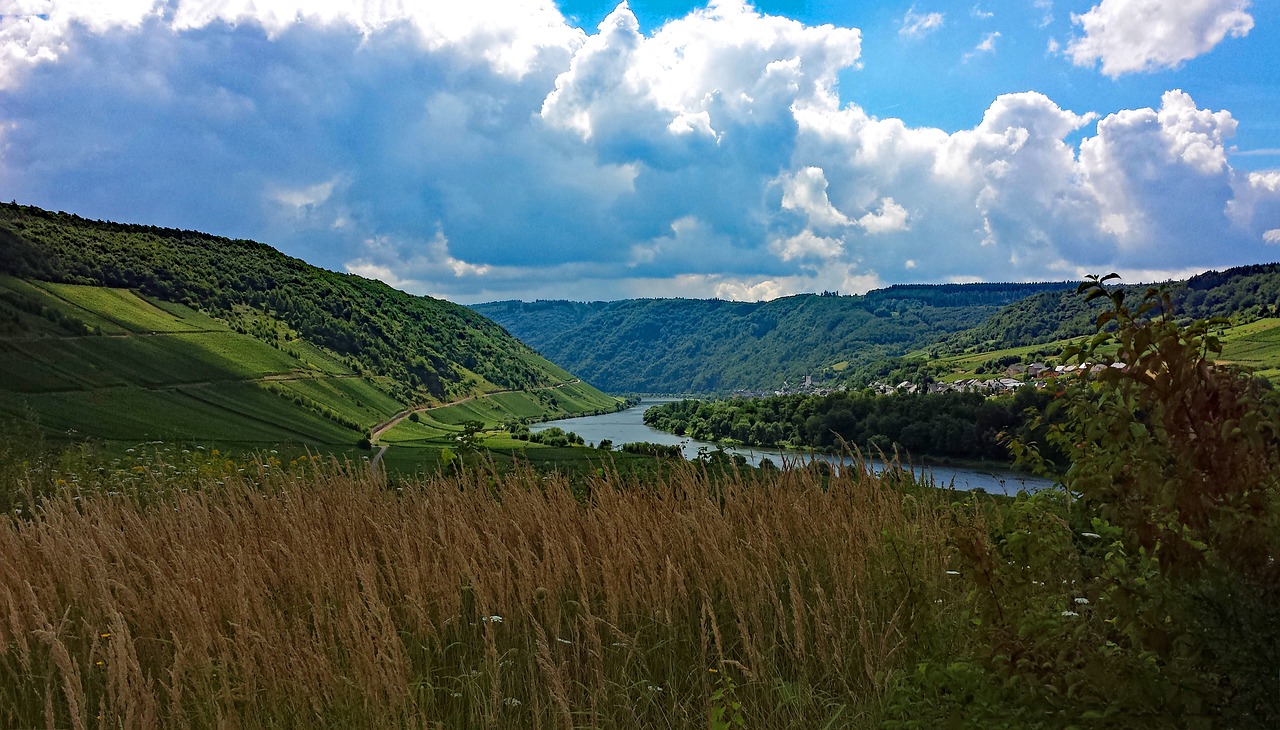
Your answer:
[503,697,522,707]
[1074,597,1090,605]
[1061,610,1079,617]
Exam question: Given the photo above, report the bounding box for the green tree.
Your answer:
[890,277,1280,726]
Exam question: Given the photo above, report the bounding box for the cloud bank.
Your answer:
[1067,0,1254,77]
[0,0,1276,302]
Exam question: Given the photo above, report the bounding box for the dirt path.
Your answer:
[367,379,581,445]
[370,444,389,471]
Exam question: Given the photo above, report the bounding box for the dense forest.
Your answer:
[644,387,1058,464]
[477,263,1280,395]
[0,203,573,400]
[473,282,1071,393]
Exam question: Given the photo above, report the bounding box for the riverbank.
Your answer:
[534,399,1053,494]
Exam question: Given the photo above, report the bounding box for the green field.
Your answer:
[1218,317,1280,378]
[270,376,404,429]
[2,277,226,335]
[922,317,1280,383]
[424,382,618,426]
[1,278,624,466]
[2,386,350,443]
[913,338,1080,382]
[379,415,463,445]
[0,279,406,444]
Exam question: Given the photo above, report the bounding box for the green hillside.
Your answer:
[475,264,1280,395]
[935,263,1280,356]
[0,203,579,401]
[0,204,620,449]
[0,276,381,443]
[472,283,1071,393]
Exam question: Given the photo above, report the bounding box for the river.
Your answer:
[532,398,1054,496]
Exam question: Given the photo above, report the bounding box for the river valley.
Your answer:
[533,398,1054,495]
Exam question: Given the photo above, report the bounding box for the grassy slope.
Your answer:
[920,317,1280,383]
[0,203,622,461]
[0,277,619,453]
[0,276,393,444]
[0,203,585,401]
[1217,317,1280,379]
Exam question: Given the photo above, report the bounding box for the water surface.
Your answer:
[534,399,1054,495]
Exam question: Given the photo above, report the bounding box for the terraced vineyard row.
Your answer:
[0,276,401,444]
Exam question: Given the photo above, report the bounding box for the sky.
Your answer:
[0,0,1278,303]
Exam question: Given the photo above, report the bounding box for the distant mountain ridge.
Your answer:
[472,282,1073,393]
[476,263,1280,395]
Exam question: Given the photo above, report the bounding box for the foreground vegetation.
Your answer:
[2,274,1277,726]
[1,444,960,728]
[1,282,1277,728]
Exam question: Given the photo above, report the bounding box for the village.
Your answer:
[874,361,1127,396]
[733,361,1127,400]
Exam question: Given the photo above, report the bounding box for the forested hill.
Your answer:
[472,282,1071,393]
[936,263,1280,355]
[0,203,574,401]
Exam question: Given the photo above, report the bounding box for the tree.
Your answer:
[1002,275,1280,721]
[455,420,484,453]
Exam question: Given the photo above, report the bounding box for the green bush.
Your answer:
[888,276,1280,726]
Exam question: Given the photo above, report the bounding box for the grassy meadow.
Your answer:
[0,446,971,728]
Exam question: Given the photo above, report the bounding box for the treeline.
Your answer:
[473,283,1068,393]
[644,387,1058,463]
[0,203,568,399]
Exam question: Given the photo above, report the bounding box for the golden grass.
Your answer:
[0,456,977,728]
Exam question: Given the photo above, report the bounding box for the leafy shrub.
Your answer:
[888,276,1280,726]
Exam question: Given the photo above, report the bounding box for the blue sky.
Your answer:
[1,1,1278,302]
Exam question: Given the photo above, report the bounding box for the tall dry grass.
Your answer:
[0,454,979,728]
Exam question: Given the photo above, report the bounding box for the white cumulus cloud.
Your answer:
[856,198,909,235]
[0,0,583,88]
[0,1,1276,302]
[780,166,851,230]
[899,7,944,38]
[770,229,844,261]
[1067,0,1254,77]
[1079,90,1240,255]
[964,31,1001,60]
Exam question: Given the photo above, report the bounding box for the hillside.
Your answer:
[472,283,1071,393]
[0,203,618,445]
[934,263,1280,355]
[0,203,583,400]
